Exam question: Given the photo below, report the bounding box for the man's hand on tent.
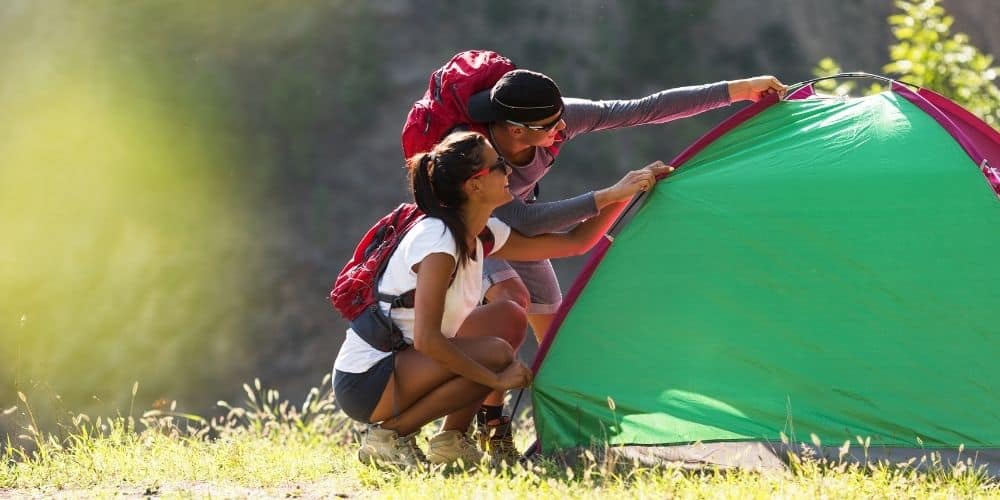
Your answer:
[595,162,674,208]
[647,161,675,181]
[728,76,787,102]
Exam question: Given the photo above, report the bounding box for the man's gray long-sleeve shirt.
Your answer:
[493,81,731,236]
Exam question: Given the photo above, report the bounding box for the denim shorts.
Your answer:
[334,354,394,423]
[483,257,562,315]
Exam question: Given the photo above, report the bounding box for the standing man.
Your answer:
[463,68,786,459]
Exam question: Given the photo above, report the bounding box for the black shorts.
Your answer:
[334,354,394,423]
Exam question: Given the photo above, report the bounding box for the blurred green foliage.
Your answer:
[0,1,265,434]
[0,2,426,441]
[814,0,999,128]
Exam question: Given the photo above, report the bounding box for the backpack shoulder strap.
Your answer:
[479,226,496,257]
[378,290,415,309]
[379,222,496,310]
[372,207,424,309]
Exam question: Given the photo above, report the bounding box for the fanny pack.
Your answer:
[349,294,414,353]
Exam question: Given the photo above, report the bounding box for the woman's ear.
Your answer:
[462,177,481,198]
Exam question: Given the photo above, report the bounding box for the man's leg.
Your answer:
[481,260,555,343]
[483,257,529,309]
[480,257,530,408]
[477,258,562,462]
[475,258,532,461]
[526,313,554,344]
[508,259,562,344]
[482,259,564,392]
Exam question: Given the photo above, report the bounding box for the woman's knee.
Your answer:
[486,278,530,309]
[476,336,515,371]
[491,299,527,346]
[458,298,527,347]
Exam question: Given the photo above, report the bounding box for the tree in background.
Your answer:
[814,0,999,128]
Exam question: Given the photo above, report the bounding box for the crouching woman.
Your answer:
[333,131,671,467]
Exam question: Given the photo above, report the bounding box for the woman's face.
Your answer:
[469,143,514,208]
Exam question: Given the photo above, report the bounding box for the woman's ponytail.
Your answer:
[407,152,439,212]
[405,132,487,266]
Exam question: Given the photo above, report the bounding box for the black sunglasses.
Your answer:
[506,110,564,131]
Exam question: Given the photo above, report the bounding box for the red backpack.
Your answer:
[330,203,496,352]
[401,50,562,160]
[331,204,424,321]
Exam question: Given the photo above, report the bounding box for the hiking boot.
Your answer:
[357,426,427,468]
[427,430,484,467]
[476,416,520,466]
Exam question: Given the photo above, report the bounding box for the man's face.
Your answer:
[508,109,565,147]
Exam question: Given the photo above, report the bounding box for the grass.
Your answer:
[2,378,997,499]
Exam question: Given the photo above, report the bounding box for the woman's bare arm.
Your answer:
[410,252,523,390]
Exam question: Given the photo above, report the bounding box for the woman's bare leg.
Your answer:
[455,299,527,406]
[484,277,530,309]
[369,336,514,436]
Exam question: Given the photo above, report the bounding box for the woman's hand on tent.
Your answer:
[728,76,787,102]
[493,360,533,390]
[595,161,674,208]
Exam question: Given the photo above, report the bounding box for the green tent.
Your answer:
[531,76,1000,472]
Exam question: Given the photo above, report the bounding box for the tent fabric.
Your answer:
[913,87,1000,197]
[892,84,1000,197]
[531,87,1000,473]
[914,88,1000,168]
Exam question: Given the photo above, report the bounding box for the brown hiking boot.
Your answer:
[476,416,520,466]
[427,430,484,467]
[357,426,427,468]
